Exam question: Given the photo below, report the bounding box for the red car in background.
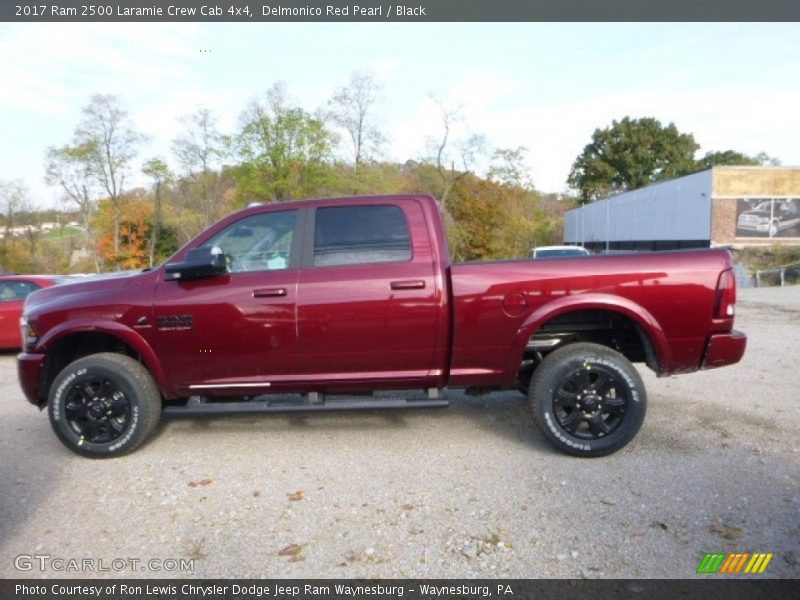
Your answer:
[0,275,65,349]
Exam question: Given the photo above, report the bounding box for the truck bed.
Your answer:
[448,249,736,387]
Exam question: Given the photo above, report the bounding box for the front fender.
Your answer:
[37,320,170,399]
[505,293,672,377]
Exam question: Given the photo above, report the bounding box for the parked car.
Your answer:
[18,195,745,458]
[529,245,591,259]
[0,275,66,349]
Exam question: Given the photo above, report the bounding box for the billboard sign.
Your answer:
[736,198,800,239]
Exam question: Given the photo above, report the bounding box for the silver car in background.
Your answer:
[529,245,591,259]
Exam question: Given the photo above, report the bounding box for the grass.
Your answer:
[40,226,84,241]
[733,246,800,274]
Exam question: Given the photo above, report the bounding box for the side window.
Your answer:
[313,205,412,267]
[203,210,297,273]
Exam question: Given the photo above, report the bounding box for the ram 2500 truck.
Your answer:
[18,194,746,458]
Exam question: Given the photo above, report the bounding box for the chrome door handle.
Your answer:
[390,280,426,290]
[253,288,287,298]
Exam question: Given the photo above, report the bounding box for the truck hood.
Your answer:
[739,209,772,218]
[24,269,155,315]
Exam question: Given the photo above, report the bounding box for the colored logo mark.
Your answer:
[696,552,773,574]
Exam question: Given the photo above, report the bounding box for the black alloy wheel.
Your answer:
[552,363,629,440]
[63,375,133,444]
[48,353,162,458]
[529,342,647,457]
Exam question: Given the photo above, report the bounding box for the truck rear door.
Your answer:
[296,199,443,388]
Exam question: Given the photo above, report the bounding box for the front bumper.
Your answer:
[17,352,46,407]
[737,223,769,233]
[701,330,747,370]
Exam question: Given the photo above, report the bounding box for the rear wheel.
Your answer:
[529,343,646,457]
[48,353,162,458]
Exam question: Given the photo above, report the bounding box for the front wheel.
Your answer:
[48,353,162,458]
[529,343,646,457]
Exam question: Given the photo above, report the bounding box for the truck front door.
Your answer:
[152,209,301,394]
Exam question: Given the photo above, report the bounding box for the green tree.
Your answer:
[44,142,100,271]
[230,83,336,202]
[567,116,699,203]
[0,180,28,271]
[754,152,781,167]
[488,146,534,189]
[142,157,172,268]
[423,96,487,222]
[446,174,504,261]
[73,94,145,260]
[172,107,224,227]
[697,149,780,169]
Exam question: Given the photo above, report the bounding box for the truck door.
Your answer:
[152,209,301,393]
[296,200,442,388]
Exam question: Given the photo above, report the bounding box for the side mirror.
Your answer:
[164,246,227,281]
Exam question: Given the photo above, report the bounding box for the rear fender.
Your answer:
[506,293,672,378]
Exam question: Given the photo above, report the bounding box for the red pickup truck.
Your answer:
[18,194,746,458]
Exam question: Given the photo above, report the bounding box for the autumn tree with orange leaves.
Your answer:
[93,195,153,270]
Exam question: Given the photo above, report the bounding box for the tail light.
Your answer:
[714,268,736,319]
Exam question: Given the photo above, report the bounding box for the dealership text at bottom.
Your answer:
[15,583,506,597]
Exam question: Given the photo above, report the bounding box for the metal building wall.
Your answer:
[564,170,714,249]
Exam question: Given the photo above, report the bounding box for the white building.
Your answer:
[564,167,800,252]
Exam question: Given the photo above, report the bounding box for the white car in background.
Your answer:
[529,245,591,259]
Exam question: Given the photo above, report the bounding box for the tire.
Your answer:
[48,353,162,458]
[529,343,646,457]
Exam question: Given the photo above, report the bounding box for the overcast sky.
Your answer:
[1,22,799,207]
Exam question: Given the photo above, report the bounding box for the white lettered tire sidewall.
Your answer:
[48,353,162,458]
[530,343,647,457]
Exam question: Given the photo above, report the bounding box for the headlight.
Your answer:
[20,316,39,352]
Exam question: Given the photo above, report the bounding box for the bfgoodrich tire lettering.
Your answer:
[48,353,161,458]
[529,342,646,457]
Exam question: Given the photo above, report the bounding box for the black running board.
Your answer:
[162,397,449,417]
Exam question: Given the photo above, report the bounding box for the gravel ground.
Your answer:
[1,285,798,579]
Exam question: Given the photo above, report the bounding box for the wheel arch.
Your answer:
[37,322,169,405]
[508,293,671,379]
